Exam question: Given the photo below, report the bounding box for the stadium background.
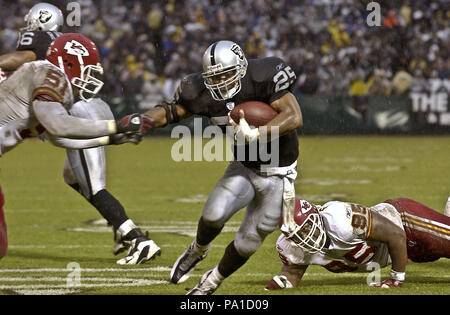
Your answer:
[0,0,449,296]
[1,0,449,133]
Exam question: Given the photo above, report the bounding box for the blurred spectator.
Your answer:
[0,0,448,104]
[392,70,413,95]
[138,72,165,112]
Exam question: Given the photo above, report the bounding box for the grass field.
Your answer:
[0,135,449,295]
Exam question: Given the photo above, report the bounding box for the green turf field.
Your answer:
[0,136,449,295]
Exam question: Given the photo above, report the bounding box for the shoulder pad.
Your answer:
[248,57,287,83]
[32,61,72,105]
[176,72,205,103]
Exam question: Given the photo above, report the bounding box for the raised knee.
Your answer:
[201,212,226,230]
[202,203,228,229]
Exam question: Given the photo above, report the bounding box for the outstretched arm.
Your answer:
[33,100,117,138]
[45,132,141,149]
[144,102,192,127]
[0,50,36,71]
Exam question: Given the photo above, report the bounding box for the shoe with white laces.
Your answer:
[116,229,161,265]
[170,241,210,284]
[186,269,221,295]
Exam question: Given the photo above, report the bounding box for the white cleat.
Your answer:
[117,239,161,265]
[186,269,220,295]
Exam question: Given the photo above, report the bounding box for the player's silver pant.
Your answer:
[202,161,297,258]
[63,98,114,199]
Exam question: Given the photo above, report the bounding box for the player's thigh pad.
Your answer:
[234,173,284,257]
[66,147,107,199]
[202,162,255,228]
[65,98,113,198]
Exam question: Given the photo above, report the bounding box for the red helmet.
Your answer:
[284,198,327,253]
[46,33,104,101]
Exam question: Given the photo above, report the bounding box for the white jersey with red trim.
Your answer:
[276,201,404,273]
[0,60,73,156]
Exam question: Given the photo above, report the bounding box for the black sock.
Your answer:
[90,189,129,230]
[218,241,249,278]
[196,216,224,246]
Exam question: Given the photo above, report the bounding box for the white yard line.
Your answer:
[0,267,171,273]
[0,279,168,290]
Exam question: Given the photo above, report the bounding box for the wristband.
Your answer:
[108,120,117,134]
[390,269,405,282]
[99,136,110,146]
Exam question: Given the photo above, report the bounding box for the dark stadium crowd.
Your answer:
[0,0,449,111]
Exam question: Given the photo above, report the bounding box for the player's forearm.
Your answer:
[387,231,408,272]
[265,93,303,136]
[33,100,116,138]
[144,103,191,127]
[263,108,302,136]
[0,51,36,71]
[367,211,408,272]
[46,132,109,149]
[144,106,169,128]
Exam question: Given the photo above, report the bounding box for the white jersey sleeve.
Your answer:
[0,61,69,155]
[0,61,115,155]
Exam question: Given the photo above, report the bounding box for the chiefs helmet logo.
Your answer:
[38,10,52,23]
[299,200,313,214]
[64,40,90,57]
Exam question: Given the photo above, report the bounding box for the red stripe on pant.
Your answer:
[385,198,450,263]
[0,185,7,259]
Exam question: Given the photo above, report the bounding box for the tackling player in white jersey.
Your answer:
[266,198,450,290]
[0,30,155,261]
[0,3,161,264]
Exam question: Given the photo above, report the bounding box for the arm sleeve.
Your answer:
[33,100,116,138]
[45,132,109,149]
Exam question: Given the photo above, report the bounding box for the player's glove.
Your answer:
[229,110,260,143]
[369,270,404,288]
[116,113,154,134]
[0,67,7,84]
[109,133,143,145]
[265,275,293,290]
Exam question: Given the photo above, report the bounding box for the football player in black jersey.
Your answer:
[144,40,303,294]
[0,3,161,265]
